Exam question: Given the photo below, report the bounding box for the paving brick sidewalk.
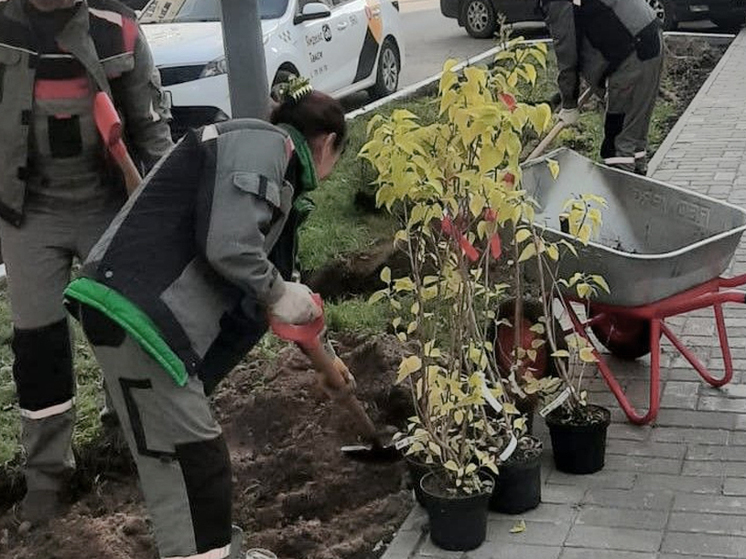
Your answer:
[382,29,746,559]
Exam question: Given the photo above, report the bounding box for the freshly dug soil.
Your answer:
[0,334,414,559]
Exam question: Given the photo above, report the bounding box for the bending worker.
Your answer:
[65,83,353,559]
[0,0,172,523]
[540,0,663,175]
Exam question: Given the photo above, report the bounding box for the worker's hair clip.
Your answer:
[278,76,314,104]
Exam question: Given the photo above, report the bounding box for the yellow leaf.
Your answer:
[444,460,459,471]
[547,158,560,180]
[510,520,526,534]
[368,290,387,305]
[469,194,486,218]
[428,442,442,456]
[580,347,597,363]
[465,463,477,474]
[394,277,416,292]
[515,229,531,243]
[592,275,611,293]
[547,244,559,261]
[503,403,519,415]
[577,283,593,299]
[380,266,391,284]
[443,58,459,73]
[397,332,407,343]
[552,349,570,358]
[396,355,422,384]
[518,243,537,262]
[524,63,537,85]
[514,417,527,431]
[454,410,465,425]
[529,323,545,335]
[407,321,418,334]
[411,301,420,315]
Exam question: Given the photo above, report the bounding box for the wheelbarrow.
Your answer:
[521,148,746,425]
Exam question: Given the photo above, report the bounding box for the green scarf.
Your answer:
[278,124,319,221]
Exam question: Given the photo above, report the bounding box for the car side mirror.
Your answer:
[294,2,332,23]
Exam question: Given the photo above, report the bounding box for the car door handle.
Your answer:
[337,21,348,30]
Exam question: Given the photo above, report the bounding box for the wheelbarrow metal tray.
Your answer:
[521,148,746,307]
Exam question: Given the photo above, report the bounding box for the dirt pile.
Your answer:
[0,335,414,559]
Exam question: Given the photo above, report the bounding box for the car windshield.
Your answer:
[139,0,289,23]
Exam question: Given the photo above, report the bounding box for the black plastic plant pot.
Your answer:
[421,472,493,551]
[546,405,611,475]
[406,458,432,507]
[489,436,543,514]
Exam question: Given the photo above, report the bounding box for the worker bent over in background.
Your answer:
[0,0,172,524]
[65,85,353,559]
[540,0,663,175]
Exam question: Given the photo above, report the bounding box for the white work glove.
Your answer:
[269,282,321,325]
[558,107,580,126]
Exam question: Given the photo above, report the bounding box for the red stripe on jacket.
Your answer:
[34,77,92,101]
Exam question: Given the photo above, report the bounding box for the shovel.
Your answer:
[270,294,400,462]
[526,87,593,162]
[93,91,142,195]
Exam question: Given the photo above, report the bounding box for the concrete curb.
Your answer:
[647,29,744,175]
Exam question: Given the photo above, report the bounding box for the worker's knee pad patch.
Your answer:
[636,23,661,61]
[81,305,126,348]
[175,436,232,554]
[601,113,625,159]
[12,320,73,412]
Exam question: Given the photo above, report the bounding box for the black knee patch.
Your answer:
[176,436,233,554]
[601,113,625,160]
[12,320,73,412]
[81,305,126,348]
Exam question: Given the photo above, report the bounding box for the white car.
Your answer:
[139,0,405,135]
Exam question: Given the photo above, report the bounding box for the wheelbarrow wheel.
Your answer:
[491,298,567,381]
[589,307,658,360]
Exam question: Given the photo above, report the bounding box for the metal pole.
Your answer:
[219,0,269,119]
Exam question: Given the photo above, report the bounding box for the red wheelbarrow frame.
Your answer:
[561,273,746,425]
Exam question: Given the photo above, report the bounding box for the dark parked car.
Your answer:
[440,0,746,38]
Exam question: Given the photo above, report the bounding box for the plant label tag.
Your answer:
[480,375,503,413]
[394,436,414,451]
[539,386,572,418]
[499,434,518,462]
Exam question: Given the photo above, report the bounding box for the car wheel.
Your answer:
[462,0,498,39]
[647,0,676,30]
[369,39,400,99]
[271,69,298,102]
[710,14,745,31]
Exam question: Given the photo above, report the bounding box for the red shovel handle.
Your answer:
[93,92,122,148]
[269,293,325,349]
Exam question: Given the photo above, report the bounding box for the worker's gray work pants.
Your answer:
[0,192,122,495]
[601,42,664,176]
[84,322,234,559]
